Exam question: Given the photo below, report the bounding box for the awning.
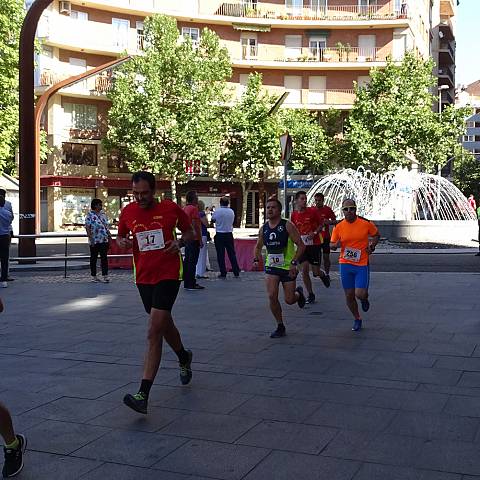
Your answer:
[305,30,330,37]
[232,23,271,32]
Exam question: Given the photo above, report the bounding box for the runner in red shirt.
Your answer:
[117,171,195,415]
[314,192,337,279]
[291,191,330,304]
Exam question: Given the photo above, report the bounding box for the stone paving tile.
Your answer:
[230,395,322,423]
[0,389,62,415]
[385,411,480,442]
[26,397,117,423]
[86,405,185,432]
[72,430,188,467]
[365,389,449,413]
[17,450,101,480]
[443,395,480,417]
[24,420,110,455]
[153,439,270,480]
[38,377,130,400]
[159,411,260,443]
[353,463,461,480]
[81,463,213,480]
[236,419,338,454]
[243,450,361,480]
[458,372,480,388]
[414,342,476,357]
[304,402,397,433]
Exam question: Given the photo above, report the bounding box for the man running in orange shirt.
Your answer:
[291,191,329,305]
[330,198,380,332]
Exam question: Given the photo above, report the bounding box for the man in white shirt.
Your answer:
[212,197,240,278]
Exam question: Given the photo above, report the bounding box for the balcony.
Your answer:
[234,83,356,109]
[438,65,454,88]
[36,69,113,97]
[38,13,143,55]
[439,41,455,65]
[233,44,387,68]
[212,2,408,22]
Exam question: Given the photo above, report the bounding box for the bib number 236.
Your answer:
[343,247,361,263]
[136,229,165,252]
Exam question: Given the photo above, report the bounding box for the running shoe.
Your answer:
[320,272,331,288]
[361,298,370,312]
[0,282,7,289]
[179,350,193,385]
[306,292,316,304]
[185,284,205,290]
[91,276,101,283]
[352,319,363,332]
[296,286,306,308]
[102,276,110,283]
[217,274,227,279]
[2,434,27,478]
[270,324,286,338]
[123,392,148,414]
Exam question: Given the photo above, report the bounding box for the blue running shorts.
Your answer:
[339,263,370,290]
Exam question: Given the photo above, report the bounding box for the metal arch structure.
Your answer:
[18,0,131,259]
[19,0,55,259]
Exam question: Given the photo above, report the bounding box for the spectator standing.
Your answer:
[0,190,13,289]
[183,191,205,290]
[212,196,240,278]
[468,194,477,213]
[196,200,209,279]
[85,198,111,283]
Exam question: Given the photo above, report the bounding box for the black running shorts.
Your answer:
[299,245,321,266]
[137,280,181,313]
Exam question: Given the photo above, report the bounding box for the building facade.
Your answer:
[34,0,457,230]
[457,80,480,162]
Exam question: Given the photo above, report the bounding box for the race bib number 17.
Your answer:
[136,229,165,252]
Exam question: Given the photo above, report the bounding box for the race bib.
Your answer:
[343,246,361,263]
[301,235,313,246]
[136,229,165,252]
[267,253,285,267]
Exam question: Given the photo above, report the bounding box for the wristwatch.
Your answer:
[290,260,298,266]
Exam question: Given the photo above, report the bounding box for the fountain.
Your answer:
[307,168,478,245]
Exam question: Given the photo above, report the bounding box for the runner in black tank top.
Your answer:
[253,198,307,338]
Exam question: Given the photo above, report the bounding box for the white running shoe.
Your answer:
[0,281,7,288]
[102,276,110,283]
[91,276,101,283]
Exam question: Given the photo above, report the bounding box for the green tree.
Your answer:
[104,14,232,197]
[343,52,471,173]
[279,108,330,175]
[0,0,24,173]
[453,151,480,198]
[222,73,281,226]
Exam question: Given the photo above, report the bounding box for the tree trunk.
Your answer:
[240,181,250,228]
[170,178,178,204]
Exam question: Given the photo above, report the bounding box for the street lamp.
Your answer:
[437,84,450,176]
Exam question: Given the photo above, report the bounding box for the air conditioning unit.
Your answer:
[59,1,71,15]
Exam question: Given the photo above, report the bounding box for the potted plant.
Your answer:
[336,41,345,61]
[345,43,352,62]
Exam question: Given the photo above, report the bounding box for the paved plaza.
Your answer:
[1,267,480,479]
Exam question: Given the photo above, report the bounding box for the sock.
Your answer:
[5,437,19,450]
[176,347,189,365]
[138,379,153,398]
[277,323,285,330]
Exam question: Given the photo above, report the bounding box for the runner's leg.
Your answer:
[345,289,360,320]
[301,262,314,298]
[1,402,26,479]
[266,274,282,324]
[0,403,15,445]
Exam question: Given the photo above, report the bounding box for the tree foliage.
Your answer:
[221,73,280,184]
[453,151,480,198]
[279,108,330,175]
[104,14,232,183]
[0,0,24,173]
[343,52,471,173]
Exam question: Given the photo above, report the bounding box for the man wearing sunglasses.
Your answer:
[330,199,380,331]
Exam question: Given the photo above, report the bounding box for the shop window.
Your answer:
[62,142,97,165]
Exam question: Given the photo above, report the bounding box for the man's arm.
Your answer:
[253,226,263,269]
[286,221,306,278]
[330,226,341,251]
[366,223,380,254]
[116,210,132,249]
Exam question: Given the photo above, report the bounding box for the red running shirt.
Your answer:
[291,207,323,245]
[316,206,336,239]
[118,200,191,284]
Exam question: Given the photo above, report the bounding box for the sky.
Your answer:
[455,0,480,86]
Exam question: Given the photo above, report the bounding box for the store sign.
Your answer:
[62,188,95,225]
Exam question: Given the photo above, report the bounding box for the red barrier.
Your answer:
[108,241,133,270]
[225,238,264,272]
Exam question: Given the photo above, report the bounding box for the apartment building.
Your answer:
[34,0,456,230]
[457,80,480,162]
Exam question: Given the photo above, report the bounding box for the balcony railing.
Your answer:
[37,70,112,95]
[439,41,455,58]
[236,45,384,64]
[213,2,407,21]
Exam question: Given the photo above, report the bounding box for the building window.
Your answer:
[108,152,130,173]
[112,18,130,48]
[182,27,200,47]
[136,21,144,51]
[64,103,98,130]
[309,36,327,61]
[240,35,257,59]
[463,135,475,143]
[466,121,475,128]
[62,143,98,166]
[70,10,88,21]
